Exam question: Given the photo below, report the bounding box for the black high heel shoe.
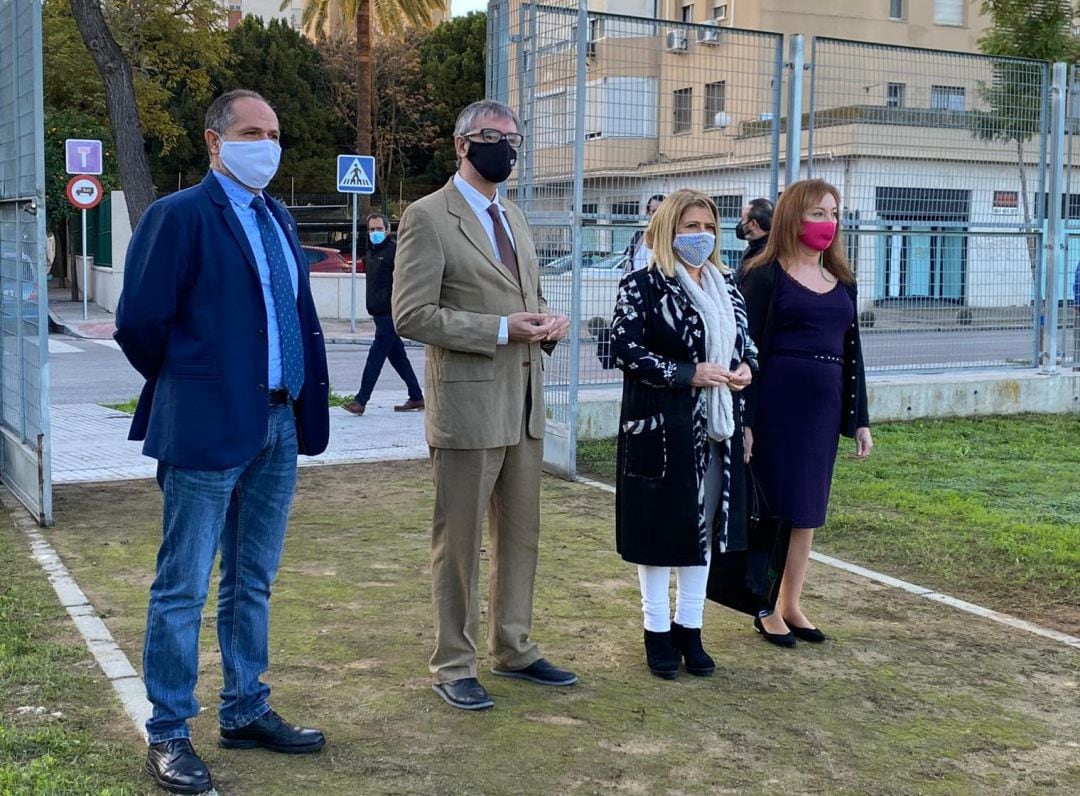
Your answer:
[753,614,796,648]
[784,618,826,643]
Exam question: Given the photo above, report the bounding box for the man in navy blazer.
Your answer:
[115,89,329,795]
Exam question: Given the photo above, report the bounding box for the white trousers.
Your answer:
[637,439,724,632]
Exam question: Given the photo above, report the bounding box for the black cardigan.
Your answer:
[737,260,870,437]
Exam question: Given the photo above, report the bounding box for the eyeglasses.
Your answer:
[463,128,524,148]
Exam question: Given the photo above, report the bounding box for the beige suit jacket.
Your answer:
[392,178,547,450]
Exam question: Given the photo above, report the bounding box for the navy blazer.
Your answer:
[115,171,330,469]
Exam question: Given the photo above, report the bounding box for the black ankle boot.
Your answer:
[670,622,716,676]
[643,629,680,680]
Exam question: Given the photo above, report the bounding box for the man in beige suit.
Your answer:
[393,100,576,710]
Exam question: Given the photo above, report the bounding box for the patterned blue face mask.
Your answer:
[673,232,716,268]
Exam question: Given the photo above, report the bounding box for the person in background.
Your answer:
[739,178,872,648]
[610,189,756,680]
[393,99,576,712]
[737,197,773,272]
[343,212,424,415]
[624,194,666,273]
[115,89,330,795]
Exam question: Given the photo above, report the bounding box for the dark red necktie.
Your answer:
[486,203,519,282]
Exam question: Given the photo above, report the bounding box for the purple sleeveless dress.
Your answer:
[752,270,854,528]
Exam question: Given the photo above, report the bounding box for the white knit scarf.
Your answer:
[675,264,737,441]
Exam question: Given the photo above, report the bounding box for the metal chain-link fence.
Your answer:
[488,1,1076,475]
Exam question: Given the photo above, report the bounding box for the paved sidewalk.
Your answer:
[51,402,427,483]
[47,289,384,345]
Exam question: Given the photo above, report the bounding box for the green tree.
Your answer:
[293,0,445,193]
[417,12,487,182]
[971,0,1080,277]
[60,0,231,226]
[372,35,439,195]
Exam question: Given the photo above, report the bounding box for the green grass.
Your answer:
[578,414,1080,631]
[104,392,355,413]
[34,460,1080,795]
[0,525,147,794]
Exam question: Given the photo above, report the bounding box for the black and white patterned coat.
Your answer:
[610,266,757,567]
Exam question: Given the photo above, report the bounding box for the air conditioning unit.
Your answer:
[697,22,722,45]
[666,31,689,53]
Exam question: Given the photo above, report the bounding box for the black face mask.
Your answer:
[466,139,517,184]
[734,221,748,241]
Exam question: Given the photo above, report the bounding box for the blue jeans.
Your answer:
[143,405,298,743]
[355,314,423,405]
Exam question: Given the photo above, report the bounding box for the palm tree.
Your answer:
[290,0,445,166]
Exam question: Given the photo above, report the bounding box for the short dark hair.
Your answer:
[647,194,666,206]
[205,89,268,134]
[365,212,390,229]
[747,197,774,232]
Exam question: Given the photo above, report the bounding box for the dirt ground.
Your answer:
[36,461,1080,795]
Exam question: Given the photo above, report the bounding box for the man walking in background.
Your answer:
[116,89,329,794]
[393,99,577,712]
[343,212,424,415]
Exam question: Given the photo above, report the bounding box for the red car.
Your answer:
[302,245,358,273]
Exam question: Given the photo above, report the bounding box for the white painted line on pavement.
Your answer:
[573,476,1080,651]
[1,491,151,740]
[47,339,84,354]
[88,338,121,350]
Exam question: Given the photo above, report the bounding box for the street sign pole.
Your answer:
[350,193,358,334]
[81,208,88,320]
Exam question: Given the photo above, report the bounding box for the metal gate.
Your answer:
[0,0,52,524]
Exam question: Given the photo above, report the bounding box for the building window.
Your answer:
[611,201,639,219]
[886,82,906,108]
[711,194,743,219]
[889,0,905,21]
[713,3,728,20]
[704,81,727,129]
[673,87,692,134]
[930,85,965,111]
[934,0,964,26]
[681,3,694,23]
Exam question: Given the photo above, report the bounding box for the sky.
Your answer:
[452,0,489,16]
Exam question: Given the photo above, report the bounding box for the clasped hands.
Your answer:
[691,361,752,391]
[508,311,571,343]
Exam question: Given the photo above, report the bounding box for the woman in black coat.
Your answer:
[610,190,757,680]
[739,178,873,647]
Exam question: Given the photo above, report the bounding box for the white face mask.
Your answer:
[217,137,282,190]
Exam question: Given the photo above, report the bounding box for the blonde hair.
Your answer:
[643,189,729,277]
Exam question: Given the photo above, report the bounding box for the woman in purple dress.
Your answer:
[738,179,873,647]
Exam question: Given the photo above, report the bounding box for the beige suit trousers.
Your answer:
[428,409,543,683]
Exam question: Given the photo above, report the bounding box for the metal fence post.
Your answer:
[785,34,805,187]
[1043,61,1067,373]
[769,36,784,199]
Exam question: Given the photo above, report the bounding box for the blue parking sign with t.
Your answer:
[337,155,376,195]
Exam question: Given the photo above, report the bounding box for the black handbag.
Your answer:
[706,469,792,616]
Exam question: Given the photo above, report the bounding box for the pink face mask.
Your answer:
[799,220,837,252]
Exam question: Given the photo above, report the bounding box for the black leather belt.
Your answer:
[268,388,291,406]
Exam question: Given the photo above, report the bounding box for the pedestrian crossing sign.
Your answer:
[337,155,376,195]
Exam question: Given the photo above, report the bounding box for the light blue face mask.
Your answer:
[218,138,282,190]
[368,230,387,246]
[673,232,716,268]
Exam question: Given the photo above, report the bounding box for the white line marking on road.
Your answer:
[48,339,84,354]
[2,490,151,741]
[573,476,1080,650]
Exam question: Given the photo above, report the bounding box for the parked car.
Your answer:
[539,251,629,335]
[301,245,354,273]
[540,250,615,274]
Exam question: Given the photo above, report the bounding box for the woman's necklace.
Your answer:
[817,255,836,283]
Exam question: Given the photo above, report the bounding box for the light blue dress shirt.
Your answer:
[453,172,516,344]
[212,170,299,390]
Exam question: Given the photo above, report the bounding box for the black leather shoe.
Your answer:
[784,618,826,643]
[643,630,680,680]
[219,709,325,754]
[670,622,716,676]
[754,615,797,648]
[491,657,578,686]
[432,677,495,710]
[145,738,212,795]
